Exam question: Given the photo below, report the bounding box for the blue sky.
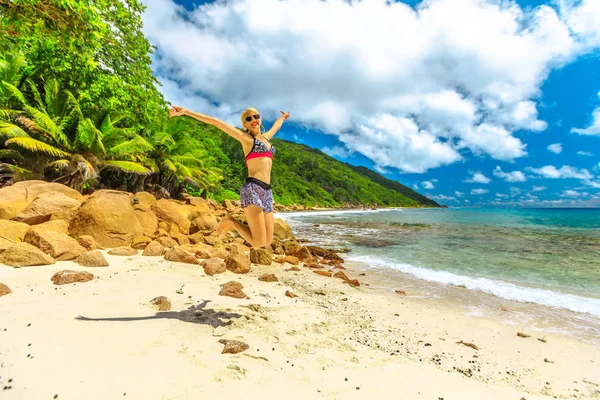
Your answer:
[141,0,600,207]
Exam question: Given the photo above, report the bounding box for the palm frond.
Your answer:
[0,109,23,120]
[24,105,71,149]
[28,80,45,111]
[66,90,84,119]
[0,149,23,161]
[1,81,29,105]
[0,162,31,180]
[170,155,207,168]
[108,135,154,157]
[44,79,69,119]
[161,158,177,173]
[0,121,30,139]
[102,160,151,174]
[5,137,70,157]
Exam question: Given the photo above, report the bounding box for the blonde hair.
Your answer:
[241,108,265,133]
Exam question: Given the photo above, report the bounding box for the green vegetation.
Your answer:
[0,0,438,208]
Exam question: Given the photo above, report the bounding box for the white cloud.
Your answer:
[493,166,526,182]
[322,145,352,158]
[571,94,600,136]
[455,191,464,197]
[471,189,489,195]
[465,171,491,184]
[510,186,522,195]
[577,151,594,156]
[141,0,600,173]
[496,193,509,198]
[528,165,593,179]
[547,143,563,154]
[532,185,547,191]
[429,194,456,202]
[583,180,600,189]
[561,190,585,198]
[421,179,438,189]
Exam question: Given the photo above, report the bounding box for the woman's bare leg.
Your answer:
[264,212,274,246]
[216,205,266,247]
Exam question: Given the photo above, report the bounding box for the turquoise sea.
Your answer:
[277,208,600,339]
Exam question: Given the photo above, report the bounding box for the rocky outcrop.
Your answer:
[0,236,17,253]
[284,255,299,265]
[283,241,301,256]
[24,227,87,261]
[0,220,30,241]
[0,242,56,267]
[51,270,94,285]
[33,219,69,234]
[132,236,152,250]
[68,190,143,248]
[133,208,159,237]
[273,218,295,240]
[0,180,82,220]
[151,199,190,235]
[76,235,98,251]
[249,247,272,265]
[190,215,218,234]
[75,250,110,267]
[133,191,157,209]
[201,258,226,276]
[12,191,81,225]
[296,246,313,262]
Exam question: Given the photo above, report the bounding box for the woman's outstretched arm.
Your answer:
[170,106,249,143]
[264,111,290,139]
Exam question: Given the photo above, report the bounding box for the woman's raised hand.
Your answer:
[280,111,291,120]
[169,105,187,117]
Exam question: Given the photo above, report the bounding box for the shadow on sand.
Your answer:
[75,300,242,328]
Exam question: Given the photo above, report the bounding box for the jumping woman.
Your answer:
[169,106,290,248]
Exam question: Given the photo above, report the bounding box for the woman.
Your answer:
[169,105,290,248]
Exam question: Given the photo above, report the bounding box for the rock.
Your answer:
[517,332,531,338]
[151,199,191,235]
[219,339,249,354]
[23,227,86,260]
[164,247,199,264]
[51,270,94,285]
[345,279,360,287]
[207,247,230,259]
[285,290,298,298]
[76,235,98,251]
[284,255,299,265]
[133,191,157,209]
[228,242,250,255]
[0,220,30,241]
[296,246,313,262]
[0,236,17,253]
[190,214,218,234]
[0,180,82,220]
[142,241,165,256]
[306,262,323,269]
[223,200,236,212]
[395,290,407,295]
[543,358,554,363]
[225,253,251,274]
[306,245,330,257]
[157,236,178,248]
[108,247,138,256]
[68,190,143,248]
[75,250,110,267]
[283,241,301,256]
[250,247,272,265]
[0,282,11,296]
[187,231,205,244]
[12,191,81,225]
[134,208,159,237]
[286,266,302,272]
[314,270,332,277]
[219,281,248,299]
[0,242,56,267]
[258,273,278,282]
[201,258,226,276]
[49,208,76,223]
[333,271,350,281]
[32,219,69,234]
[273,218,295,240]
[132,236,152,250]
[148,296,171,311]
[324,251,344,263]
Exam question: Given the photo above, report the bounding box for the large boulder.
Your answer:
[250,247,272,265]
[273,218,295,240]
[12,191,81,225]
[24,227,87,261]
[224,253,250,274]
[75,250,110,267]
[0,180,83,220]
[0,242,56,267]
[142,241,165,256]
[133,191,157,209]
[133,208,159,237]
[151,199,191,235]
[30,219,69,234]
[68,190,143,248]
[76,235,98,251]
[0,220,30,241]
[190,214,218,234]
[164,247,199,265]
[0,236,17,253]
[201,257,226,276]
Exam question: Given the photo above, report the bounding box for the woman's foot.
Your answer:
[216,214,235,234]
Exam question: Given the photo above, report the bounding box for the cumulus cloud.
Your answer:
[577,151,594,156]
[421,179,438,189]
[322,146,352,158]
[429,194,456,202]
[140,0,600,173]
[571,92,600,136]
[465,171,491,184]
[493,166,526,182]
[455,191,464,197]
[528,165,593,179]
[471,189,489,195]
[547,143,563,154]
[532,185,547,191]
[561,189,584,198]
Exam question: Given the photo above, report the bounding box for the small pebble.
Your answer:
[54,395,58,399]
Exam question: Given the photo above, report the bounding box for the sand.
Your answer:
[1,251,599,399]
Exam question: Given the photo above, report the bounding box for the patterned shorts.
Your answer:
[240,178,273,213]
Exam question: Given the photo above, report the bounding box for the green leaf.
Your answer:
[102,160,150,174]
[5,137,70,157]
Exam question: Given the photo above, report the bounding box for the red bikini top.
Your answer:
[245,137,275,166]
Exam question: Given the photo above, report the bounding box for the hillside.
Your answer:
[195,125,440,208]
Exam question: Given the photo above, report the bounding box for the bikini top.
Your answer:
[245,137,276,166]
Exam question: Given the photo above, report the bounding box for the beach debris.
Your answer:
[517,332,531,338]
[225,253,251,274]
[202,258,226,276]
[76,235,98,251]
[456,340,479,350]
[164,247,199,265]
[285,290,298,298]
[313,270,332,277]
[333,271,350,281]
[176,289,184,294]
[0,282,11,297]
[258,273,279,282]
[75,250,110,267]
[142,241,165,256]
[395,290,407,295]
[148,296,171,311]
[108,246,138,256]
[0,242,56,267]
[219,281,249,299]
[314,290,326,296]
[219,339,249,354]
[537,338,547,343]
[51,270,94,285]
[543,358,554,363]
[284,255,299,265]
[456,367,473,377]
[285,266,302,272]
[250,247,272,265]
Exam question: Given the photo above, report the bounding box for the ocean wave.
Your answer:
[275,207,402,218]
[350,255,600,318]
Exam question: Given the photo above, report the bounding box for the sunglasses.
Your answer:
[245,114,261,122]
